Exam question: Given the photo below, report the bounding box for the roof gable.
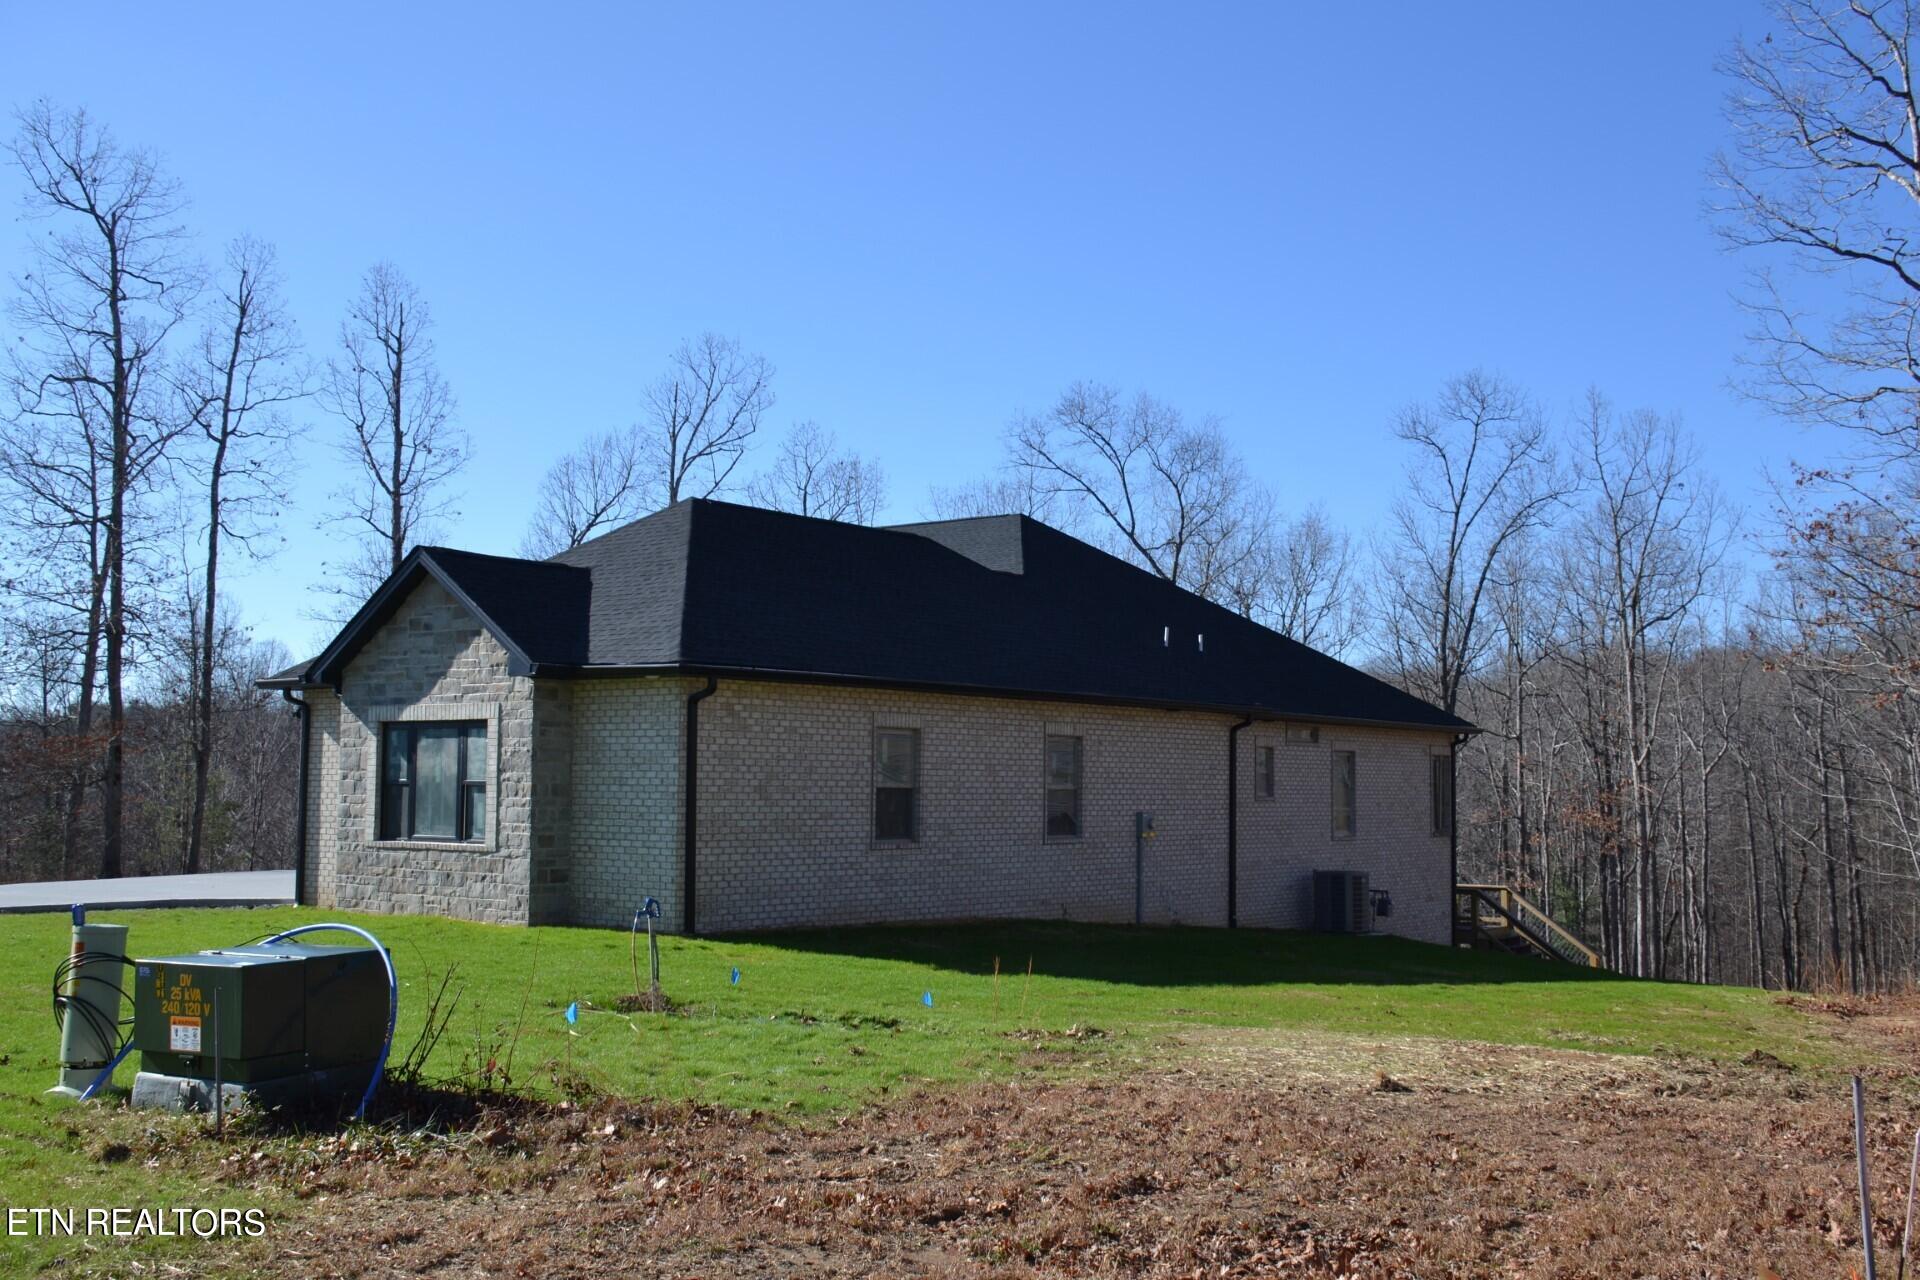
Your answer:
[300,547,590,687]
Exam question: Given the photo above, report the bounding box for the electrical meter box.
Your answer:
[130,943,386,1104]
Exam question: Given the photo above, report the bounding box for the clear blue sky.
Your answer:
[1,1,1820,657]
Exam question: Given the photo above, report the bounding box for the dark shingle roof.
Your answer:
[262,499,1470,733]
[425,548,592,667]
[262,547,589,688]
[547,498,691,664]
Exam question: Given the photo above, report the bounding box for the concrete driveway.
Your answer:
[0,869,295,913]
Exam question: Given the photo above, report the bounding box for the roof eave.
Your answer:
[303,548,542,690]
[549,661,1477,735]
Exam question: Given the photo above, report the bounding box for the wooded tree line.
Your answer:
[0,101,879,886]
[1429,0,1920,992]
[3,2,1917,993]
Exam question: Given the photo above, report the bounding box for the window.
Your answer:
[1431,755,1454,837]
[1257,745,1276,799]
[380,722,487,842]
[874,728,919,841]
[1045,734,1083,838]
[1331,749,1356,838]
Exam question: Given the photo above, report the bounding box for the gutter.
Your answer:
[280,689,310,906]
[1451,730,1470,917]
[1226,715,1253,928]
[560,661,1477,737]
[683,676,718,935]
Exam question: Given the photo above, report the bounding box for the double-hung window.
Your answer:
[380,722,487,842]
[1331,749,1356,839]
[874,729,919,841]
[1045,734,1083,838]
[1431,755,1454,836]
[1257,745,1276,799]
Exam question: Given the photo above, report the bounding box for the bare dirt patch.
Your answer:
[218,1012,1918,1279]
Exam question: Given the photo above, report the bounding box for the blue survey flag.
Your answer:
[730,967,741,986]
[922,990,934,1008]
[564,1001,579,1025]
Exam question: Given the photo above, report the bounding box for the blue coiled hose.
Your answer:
[258,923,397,1121]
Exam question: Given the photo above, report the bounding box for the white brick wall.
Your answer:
[693,682,1230,932]
[564,676,690,929]
[1237,724,1456,944]
[297,587,1456,943]
[691,681,1455,944]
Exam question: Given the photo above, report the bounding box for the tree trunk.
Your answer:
[389,339,405,572]
[187,435,226,875]
[1742,765,1766,988]
[101,249,130,880]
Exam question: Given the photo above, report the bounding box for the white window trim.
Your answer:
[1430,751,1455,838]
[1330,748,1357,841]
[871,721,923,848]
[1042,722,1088,843]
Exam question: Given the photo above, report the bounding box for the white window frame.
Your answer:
[1043,730,1085,842]
[872,726,921,845]
[362,701,501,852]
[1331,749,1357,839]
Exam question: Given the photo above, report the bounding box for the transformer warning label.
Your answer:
[168,1016,202,1053]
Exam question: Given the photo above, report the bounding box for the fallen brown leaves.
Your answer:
[192,1012,1920,1280]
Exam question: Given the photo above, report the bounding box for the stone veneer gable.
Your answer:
[301,577,544,924]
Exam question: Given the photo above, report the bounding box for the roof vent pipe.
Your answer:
[1161,626,1169,648]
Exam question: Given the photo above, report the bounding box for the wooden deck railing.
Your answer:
[1454,884,1601,967]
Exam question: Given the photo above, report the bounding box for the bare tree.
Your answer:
[1717,2,1920,690]
[924,470,1069,523]
[1717,0,1920,453]
[1557,396,1729,975]
[639,333,773,505]
[1230,507,1366,658]
[177,237,305,873]
[746,421,885,523]
[0,373,111,876]
[1716,0,1920,925]
[5,101,197,877]
[521,428,646,556]
[1007,382,1265,598]
[320,263,463,598]
[1377,370,1567,716]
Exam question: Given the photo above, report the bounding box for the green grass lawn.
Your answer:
[0,906,1858,1275]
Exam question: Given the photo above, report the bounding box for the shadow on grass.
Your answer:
[713,920,1627,988]
[154,1075,575,1141]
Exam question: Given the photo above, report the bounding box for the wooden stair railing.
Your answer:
[1454,884,1601,967]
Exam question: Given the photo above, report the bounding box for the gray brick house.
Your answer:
[260,499,1473,941]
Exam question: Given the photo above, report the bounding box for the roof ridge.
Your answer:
[674,497,700,659]
[420,545,567,568]
[886,512,1027,527]
[546,498,695,562]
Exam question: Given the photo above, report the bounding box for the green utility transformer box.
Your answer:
[129,944,386,1111]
